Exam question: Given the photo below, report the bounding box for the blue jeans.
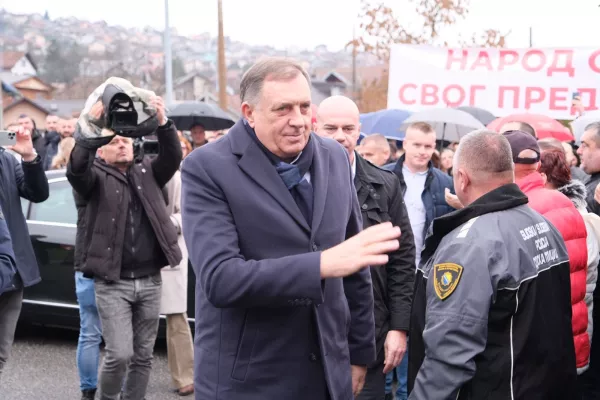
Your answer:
[75,272,102,391]
[385,348,408,400]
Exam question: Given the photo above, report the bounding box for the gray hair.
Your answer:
[585,121,600,146]
[455,129,514,182]
[240,57,311,105]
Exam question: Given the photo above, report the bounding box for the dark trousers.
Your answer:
[356,363,387,400]
[0,288,23,381]
[95,273,162,400]
[580,289,600,399]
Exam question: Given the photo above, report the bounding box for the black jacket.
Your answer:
[31,129,47,165]
[0,209,17,295]
[585,172,600,215]
[67,121,183,281]
[0,149,49,288]
[43,131,61,170]
[354,155,415,365]
[408,184,576,399]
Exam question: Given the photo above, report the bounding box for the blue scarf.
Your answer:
[243,120,314,225]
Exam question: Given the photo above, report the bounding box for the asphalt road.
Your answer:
[1,323,185,400]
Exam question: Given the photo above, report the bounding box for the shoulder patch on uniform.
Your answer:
[433,263,463,300]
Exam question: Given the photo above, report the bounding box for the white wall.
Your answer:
[11,56,37,76]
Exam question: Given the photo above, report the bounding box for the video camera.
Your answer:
[98,81,158,138]
[133,137,160,163]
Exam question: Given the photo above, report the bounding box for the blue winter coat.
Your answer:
[384,155,455,238]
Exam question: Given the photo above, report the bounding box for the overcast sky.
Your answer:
[2,0,600,50]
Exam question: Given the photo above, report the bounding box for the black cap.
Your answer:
[502,130,540,164]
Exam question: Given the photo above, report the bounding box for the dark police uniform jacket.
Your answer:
[408,183,577,400]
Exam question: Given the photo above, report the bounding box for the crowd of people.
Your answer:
[0,55,600,400]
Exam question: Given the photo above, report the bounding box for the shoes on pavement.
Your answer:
[177,384,194,396]
[81,389,96,400]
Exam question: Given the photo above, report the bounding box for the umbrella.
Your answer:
[487,113,574,141]
[398,108,485,143]
[570,112,600,143]
[456,106,496,126]
[167,101,235,131]
[359,109,412,140]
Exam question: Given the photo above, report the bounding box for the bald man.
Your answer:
[500,121,537,138]
[408,130,577,399]
[358,134,391,167]
[315,96,416,400]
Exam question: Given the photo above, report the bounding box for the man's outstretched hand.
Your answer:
[320,222,401,279]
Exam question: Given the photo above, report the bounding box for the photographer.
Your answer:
[0,126,49,381]
[67,95,182,400]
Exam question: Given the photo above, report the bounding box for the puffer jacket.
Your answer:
[560,179,600,374]
[518,172,589,368]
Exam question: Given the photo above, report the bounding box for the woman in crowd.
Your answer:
[440,148,454,176]
[539,148,600,375]
[160,133,194,396]
[50,137,75,170]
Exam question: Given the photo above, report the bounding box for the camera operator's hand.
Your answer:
[7,126,37,162]
[89,101,104,120]
[150,96,168,126]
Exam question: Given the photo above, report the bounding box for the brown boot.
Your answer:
[177,384,194,397]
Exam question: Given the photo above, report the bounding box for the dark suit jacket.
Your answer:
[181,120,376,400]
[0,148,48,288]
[355,155,415,365]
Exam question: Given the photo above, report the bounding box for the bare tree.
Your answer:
[350,0,508,112]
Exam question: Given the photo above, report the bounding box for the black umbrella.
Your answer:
[456,106,496,126]
[167,101,235,131]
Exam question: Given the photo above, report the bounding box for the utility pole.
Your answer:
[217,0,228,111]
[0,50,3,128]
[164,0,173,106]
[529,26,533,48]
[351,24,357,101]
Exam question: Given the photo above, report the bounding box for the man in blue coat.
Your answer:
[0,126,49,380]
[181,57,401,400]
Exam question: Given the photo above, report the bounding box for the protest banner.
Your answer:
[387,45,600,119]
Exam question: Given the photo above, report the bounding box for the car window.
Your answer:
[29,179,76,225]
[20,197,29,218]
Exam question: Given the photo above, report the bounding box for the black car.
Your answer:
[19,169,196,335]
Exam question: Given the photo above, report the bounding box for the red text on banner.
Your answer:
[446,48,575,77]
[398,83,485,108]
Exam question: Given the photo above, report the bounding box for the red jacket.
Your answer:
[518,172,589,368]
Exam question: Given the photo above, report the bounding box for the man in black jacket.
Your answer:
[0,126,49,381]
[578,120,600,399]
[315,96,416,400]
[67,96,182,400]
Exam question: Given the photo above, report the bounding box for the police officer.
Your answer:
[408,130,577,399]
[315,95,416,399]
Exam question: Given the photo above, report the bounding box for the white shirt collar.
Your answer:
[351,152,357,179]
